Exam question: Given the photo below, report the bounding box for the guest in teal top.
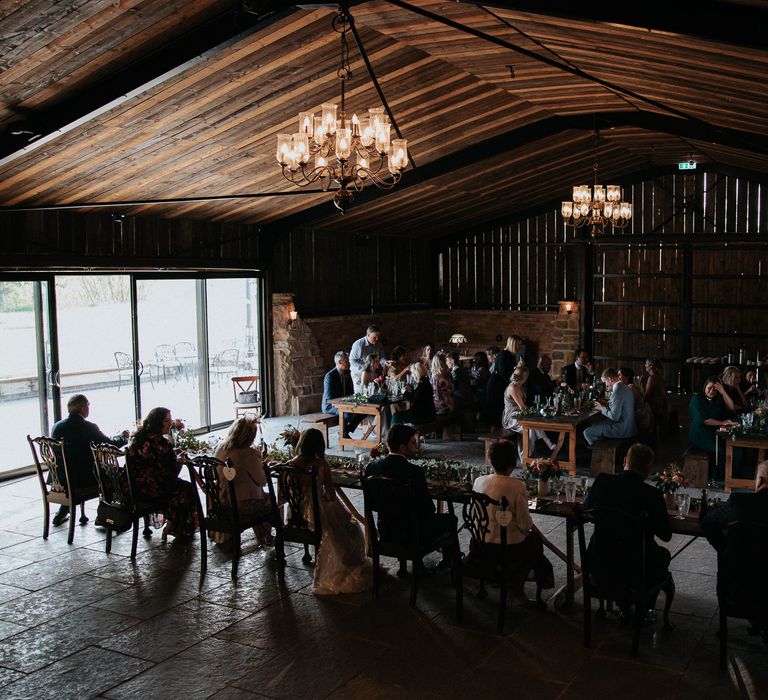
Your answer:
[688,376,737,475]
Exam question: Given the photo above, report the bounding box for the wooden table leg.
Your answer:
[521,430,530,464]
[338,411,346,451]
[566,519,575,606]
[567,429,577,476]
[725,442,733,493]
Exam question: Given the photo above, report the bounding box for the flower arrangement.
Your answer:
[652,464,687,493]
[265,441,293,464]
[525,458,566,482]
[169,419,214,454]
[278,424,301,448]
[370,442,388,459]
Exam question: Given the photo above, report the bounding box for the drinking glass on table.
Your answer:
[674,492,691,520]
[552,477,564,504]
[565,480,577,502]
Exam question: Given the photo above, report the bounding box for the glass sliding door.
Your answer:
[136,278,203,427]
[54,275,136,436]
[206,277,261,425]
[0,280,52,474]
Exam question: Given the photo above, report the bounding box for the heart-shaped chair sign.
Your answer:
[222,466,237,481]
[495,510,513,527]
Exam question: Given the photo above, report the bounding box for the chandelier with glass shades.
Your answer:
[561,131,632,238]
[275,7,408,213]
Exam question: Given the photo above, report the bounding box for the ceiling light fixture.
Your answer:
[561,130,632,238]
[275,5,408,213]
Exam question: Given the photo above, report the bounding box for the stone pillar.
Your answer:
[551,301,581,376]
[272,292,326,417]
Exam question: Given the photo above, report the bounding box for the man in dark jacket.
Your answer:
[322,351,363,437]
[365,424,456,565]
[562,348,594,391]
[527,354,557,402]
[50,394,128,525]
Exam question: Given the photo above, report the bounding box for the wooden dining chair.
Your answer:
[27,435,99,544]
[231,375,261,419]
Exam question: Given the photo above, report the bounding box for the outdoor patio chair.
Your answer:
[210,348,240,383]
[27,435,99,545]
[174,342,197,380]
[154,343,182,382]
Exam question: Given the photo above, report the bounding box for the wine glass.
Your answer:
[674,492,691,520]
[565,480,577,502]
[552,477,564,504]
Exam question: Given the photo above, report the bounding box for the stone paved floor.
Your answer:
[1,419,766,699]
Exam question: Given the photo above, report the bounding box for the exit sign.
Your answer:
[678,161,697,170]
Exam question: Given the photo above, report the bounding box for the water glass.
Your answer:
[675,492,691,520]
[565,480,577,502]
[552,478,564,504]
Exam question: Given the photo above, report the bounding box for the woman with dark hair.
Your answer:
[288,428,371,595]
[482,345,509,428]
[688,376,738,475]
[126,406,196,540]
[387,345,411,381]
[359,352,383,390]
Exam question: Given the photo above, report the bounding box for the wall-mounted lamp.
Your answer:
[559,300,577,316]
[565,303,573,315]
[288,309,299,329]
[449,333,468,345]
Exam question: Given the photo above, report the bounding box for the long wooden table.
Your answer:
[518,407,601,476]
[723,433,767,493]
[331,397,405,451]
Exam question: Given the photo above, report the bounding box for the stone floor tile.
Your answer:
[104,637,274,700]
[230,631,387,699]
[679,644,768,699]
[666,570,719,618]
[0,553,34,574]
[0,547,107,591]
[99,599,251,662]
[0,530,33,550]
[0,645,153,700]
[215,593,356,651]
[0,583,26,605]
[82,528,162,558]
[0,574,129,626]
[200,565,310,613]
[670,538,721,576]
[0,605,140,672]
[87,544,204,586]
[208,687,269,699]
[0,619,26,641]
[558,655,682,699]
[0,665,24,688]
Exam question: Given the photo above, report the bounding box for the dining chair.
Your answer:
[266,462,321,567]
[231,375,261,419]
[716,520,768,668]
[187,455,283,581]
[91,442,155,557]
[210,348,240,383]
[154,343,182,382]
[27,435,99,544]
[461,491,544,633]
[362,475,462,620]
[575,505,675,655]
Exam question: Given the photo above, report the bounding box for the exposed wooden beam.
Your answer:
[0,2,296,165]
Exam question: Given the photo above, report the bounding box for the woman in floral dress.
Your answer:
[126,406,196,540]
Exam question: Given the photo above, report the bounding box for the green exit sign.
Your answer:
[678,161,697,170]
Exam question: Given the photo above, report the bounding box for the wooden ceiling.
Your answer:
[0,0,766,238]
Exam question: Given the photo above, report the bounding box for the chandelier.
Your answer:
[561,130,632,238]
[275,7,408,213]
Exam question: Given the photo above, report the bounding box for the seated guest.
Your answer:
[583,368,637,445]
[387,345,411,381]
[472,440,554,596]
[497,338,518,379]
[360,352,384,390]
[643,358,668,430]
[502,367,557,463]
[349,324,386,387]
[211,417,272,546]
[421,343,436,373]
[430,354,455,415]
[446,351,472,410]
[50,393,129,526]
[391,362,436,426]
[481,346,506,428]
[471,351,490,408]
[703,460,768,553]
[527,354,556,402]
[562,348,594,391]
[618,367,653,433]
[126,407,196,540]
[721,365,750,414]
[688,376,737,472]
[289,429,371,595]
[322,351,364,437]
[584,443,673,610]
[366,424,456,564]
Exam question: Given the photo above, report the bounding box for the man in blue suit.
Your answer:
[322,351,363,437]
[583,368,637,445]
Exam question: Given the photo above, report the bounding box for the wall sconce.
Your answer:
[559,300,577,316]
[449,333,468,345]
[565,303,573,315]
[288,309,298,329]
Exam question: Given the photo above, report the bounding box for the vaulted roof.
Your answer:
[0,0,766,238]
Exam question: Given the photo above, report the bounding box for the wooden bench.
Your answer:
[298,412,338,448]
[590,438,633,477]
[414,413,458,440]
[683,447,710,488]
[478,428,516,465]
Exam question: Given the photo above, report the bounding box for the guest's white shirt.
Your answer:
[472,473,533,545]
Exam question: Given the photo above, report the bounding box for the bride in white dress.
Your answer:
[288,428,372,596]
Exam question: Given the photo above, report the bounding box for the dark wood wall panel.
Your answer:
[271,229,433,316]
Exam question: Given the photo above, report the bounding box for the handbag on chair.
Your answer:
[96,501,133,532]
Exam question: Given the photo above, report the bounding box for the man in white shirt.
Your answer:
[349,324,386,385]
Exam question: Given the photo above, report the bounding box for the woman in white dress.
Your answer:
[502,367,557,464]
[288,428,372,595]
[211,417,272,546]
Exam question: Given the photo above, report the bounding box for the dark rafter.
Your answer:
[473,1,768,51]
[0,2,296,165]
[268,112,768,232]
